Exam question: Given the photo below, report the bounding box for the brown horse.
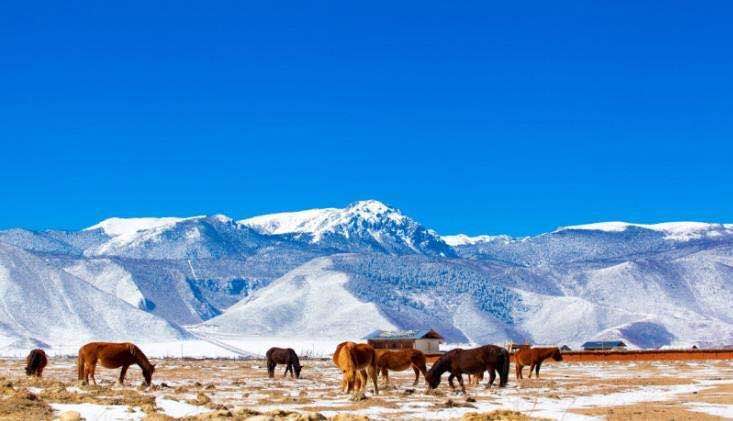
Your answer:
[425,345,509,394]
[266,347,303,379]
[514,347,562,380]
[375,349,428,387]
[332,341,379,400]
[77,342,155,386]
[25,349,48,377]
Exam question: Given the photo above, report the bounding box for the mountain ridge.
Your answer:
[1,199,732,352]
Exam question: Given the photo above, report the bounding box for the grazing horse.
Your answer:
[266,347,303,379]
[332,341,379,400]
[514,347,562,380]
[425,345,509,394]
[375,349,428,387]
[25,349,48,378]
[77,342,155,386]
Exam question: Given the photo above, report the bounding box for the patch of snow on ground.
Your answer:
[155,396,210,418]
[685,402,733,418]
[50,402,144,421]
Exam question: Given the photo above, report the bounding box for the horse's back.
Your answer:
[514,347,536,365]
[79,342,137,367]
[351,343,376,367]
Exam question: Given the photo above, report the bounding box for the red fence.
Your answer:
[559,349,733,362]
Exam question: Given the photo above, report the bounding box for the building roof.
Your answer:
[581,340,627,349]
[363,329,444,341]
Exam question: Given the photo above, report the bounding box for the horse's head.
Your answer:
[552,348,563,362]
[294,363,303,379]
[425,368,441,389]
[143,364,156,386]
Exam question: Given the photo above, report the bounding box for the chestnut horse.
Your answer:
[25,349,48,377]
[425,345,509,394]
[332,341,379,399]
[375,349,428,387]
[266,347,303,379]
[77,342,155,386]
[514,347,562,380]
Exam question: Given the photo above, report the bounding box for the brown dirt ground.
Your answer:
[0,358,730,420]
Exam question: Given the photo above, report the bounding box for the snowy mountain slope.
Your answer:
[82,215,277,259]
[64,258,147,309]
[42,246,322,325]
[0,229,85,256]
[442,234,514,247]
[198,254,526,343]
[556,221,733,242]
[194,257,398,338]
[241,200,456,257]
[0,242,188,351]
[449,221,733,266]
[2,203,733,349]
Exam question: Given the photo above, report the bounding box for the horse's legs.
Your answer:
[448,373,455,390]
[528,363,535,378]
[118,365,129,385]
[267,361,275,378]
[456,374,466,395]
[89,363,97,385]
[488,369,496,388]
[382,368,390,387]
[535,361,542,378]
[412,365,420,386]
[515,363,522,380]
[284,363,291,378]
[419,363,428,386]
[368,365,379,395]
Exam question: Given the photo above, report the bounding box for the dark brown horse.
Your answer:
[77,342,155,386]
[332,341,379,400]
[375,349,428,387]
[514,347,562,379]
[25,349,48,377]
[425,345,509,394]
[266,347,303,379]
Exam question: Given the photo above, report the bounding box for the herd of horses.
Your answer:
[23,341,563,400]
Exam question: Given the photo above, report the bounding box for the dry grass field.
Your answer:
[0,357,731,420]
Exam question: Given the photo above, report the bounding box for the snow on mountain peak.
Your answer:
[239,200,453,256]
[442,234,512,246]
[85,216,204,237]
[556,221,733,241]
[239,200,406,240]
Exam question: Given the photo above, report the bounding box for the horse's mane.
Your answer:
[428,350,457,378]
[536,347,560,359]
[128,343,153,370]
[290,349,301,366]
[25,349,44,375]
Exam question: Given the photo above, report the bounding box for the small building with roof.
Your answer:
[581,340,628,351]
[364,329,444,354]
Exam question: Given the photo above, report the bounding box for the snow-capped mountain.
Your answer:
[0,242,188,352]
[197,249,733,347]
[447,221,733,266]
[241,200,456,257]
[1,201,732,352]
[82,214,276,259]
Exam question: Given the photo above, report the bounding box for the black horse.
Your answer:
[425,344,509,394]
[266,347,303,379]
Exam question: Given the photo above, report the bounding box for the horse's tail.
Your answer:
[25,349,42,376]
[342,343,358,392]
[499,348,510,387]
[77,350,84,381]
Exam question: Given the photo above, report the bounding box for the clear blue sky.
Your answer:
[1,1,731,236]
